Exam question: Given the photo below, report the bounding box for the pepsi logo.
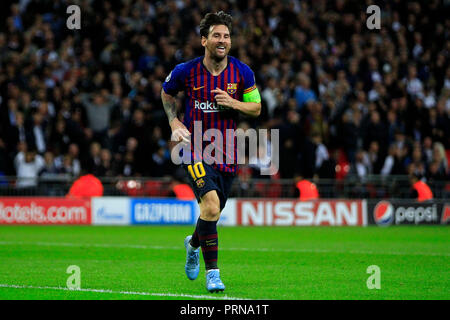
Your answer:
[374,201,394,225]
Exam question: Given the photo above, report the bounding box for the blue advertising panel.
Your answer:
[131,198,197,225]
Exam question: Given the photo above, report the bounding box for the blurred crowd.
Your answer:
[0,0,449,189]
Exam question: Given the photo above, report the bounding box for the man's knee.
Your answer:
[200,192,221,221]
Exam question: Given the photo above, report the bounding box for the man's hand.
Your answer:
[212,87,261,117]
[170,118,191,144]
[212,88,236,109]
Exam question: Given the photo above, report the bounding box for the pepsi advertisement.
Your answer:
[131,199,198,225]
[368,200,450,226]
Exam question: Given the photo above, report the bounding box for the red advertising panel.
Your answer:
[442,204,450,224]
[0,197,92,225]
[236,199,366,226]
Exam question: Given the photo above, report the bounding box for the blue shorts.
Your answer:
[183,162,235,211]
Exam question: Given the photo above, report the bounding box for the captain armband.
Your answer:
[242,85,261,103]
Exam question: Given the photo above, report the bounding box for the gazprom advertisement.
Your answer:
[131,198,198,225]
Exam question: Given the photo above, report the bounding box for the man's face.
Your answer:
[202,24,231,61]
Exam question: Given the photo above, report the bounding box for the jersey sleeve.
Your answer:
[240,63,256,93]
[162,63,186,96]
[240,63,261,103]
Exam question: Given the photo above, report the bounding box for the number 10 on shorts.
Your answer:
[187,163,206,188]
[187,163,206,180]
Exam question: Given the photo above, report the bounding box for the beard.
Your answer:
[206,44,230,62]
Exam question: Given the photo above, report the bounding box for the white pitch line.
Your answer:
[0,240,448,257]
[0,284,248,300]
[226,246,450,257]
[0,241,178,250]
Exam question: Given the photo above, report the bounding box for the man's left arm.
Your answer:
[212,87,261,117]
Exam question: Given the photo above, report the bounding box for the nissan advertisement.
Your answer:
[234,199,367,226]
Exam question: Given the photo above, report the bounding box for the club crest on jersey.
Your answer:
[196,178,205,188]
[227,83,237,95]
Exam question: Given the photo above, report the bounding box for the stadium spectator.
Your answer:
[338,111,360,164]
[409,173,433,202]
[422,136,434,164]
[80,91,118,147]
[150,146,172,177]
[426,160,447,199]
[261,76,280,118]
[49,118,72,156]
[403,64,423,98]
[170,177,196,201]
[14,145,44,188]
[57,155,75,177]
[295,175,319,201]
[6,111,26,152]
[366,141,383,175]
[432,142,448,176]
[67,143,82,177]
[295,73,317,112]
[363,110,388,151]
[248,142,272,178]
[278,110,302,178]
[26,110,48,155]
[311,131,329,175]
[381,144,396,176]
[386,110,404,145]
[67,171,104,198]
[39,151,59,179]
[116,151,136,177]
[97,148,114,177]
[235,155,260,197]
[408,145,427,178]
[391,143,409,175]
[0,134,7,175]
[350,149,370,180]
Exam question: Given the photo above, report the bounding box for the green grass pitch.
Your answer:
[0,225,448,300]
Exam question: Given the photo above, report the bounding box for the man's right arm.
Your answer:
[161,88,178,125]
[161,88,190,143]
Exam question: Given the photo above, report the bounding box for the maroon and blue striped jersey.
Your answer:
[162,56,257,173]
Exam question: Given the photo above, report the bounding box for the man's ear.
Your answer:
[201,36,207,47]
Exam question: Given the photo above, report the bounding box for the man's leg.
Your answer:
[189,220,200,248]
[189,190,224,292]
[184,190,221,281]
[197,190,221,270]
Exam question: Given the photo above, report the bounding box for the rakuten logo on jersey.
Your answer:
[0,198,91,224]
[236,200,365,226]
[194,100,227,113]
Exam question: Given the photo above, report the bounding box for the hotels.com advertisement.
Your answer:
[0,197,91,225]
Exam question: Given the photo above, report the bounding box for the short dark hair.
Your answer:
[199,11,233,38]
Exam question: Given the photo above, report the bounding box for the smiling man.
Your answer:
[161,11,261,293]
